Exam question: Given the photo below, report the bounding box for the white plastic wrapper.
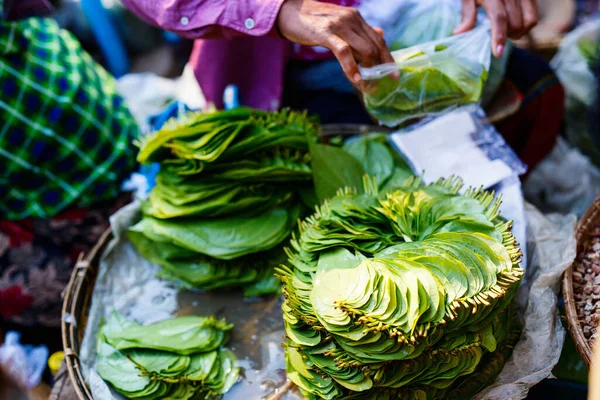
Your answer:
[551,18,600,164]
[474,204,576,399]
[0,332,49,390]
[360,26,492,127]
[116,64,205,130]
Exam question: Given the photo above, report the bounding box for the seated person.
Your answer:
[0,0,138,334]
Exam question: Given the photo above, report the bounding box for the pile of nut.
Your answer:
[573,227,600,344]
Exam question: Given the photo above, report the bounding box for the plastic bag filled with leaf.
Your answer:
[360,26,492,127]
[96,312,239,399]
[366,0,507,107]
[552,18,600,165]
[276,176,523,399]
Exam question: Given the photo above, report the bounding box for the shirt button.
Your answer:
[244,18,255,30]
[180,16,189,26]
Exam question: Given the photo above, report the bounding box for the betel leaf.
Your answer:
[104,315,232,355]
[342,134,414,193]
[96,341,151,393]
[129,203,300,260]
[310,142,365,203]
[343,136,394,187]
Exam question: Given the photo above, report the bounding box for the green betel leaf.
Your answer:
[129,203,300,260]
[343,135,395,188]
[96,341,152,394]
[310,142,366,203]
[104,315,233,355]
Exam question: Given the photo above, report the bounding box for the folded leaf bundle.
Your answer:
[130,108,318,295]
[277,176,523,399]
[96,312,239,399]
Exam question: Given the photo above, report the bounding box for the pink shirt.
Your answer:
[121,0,353,110]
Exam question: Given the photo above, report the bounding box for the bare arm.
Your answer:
[122,0,394,88]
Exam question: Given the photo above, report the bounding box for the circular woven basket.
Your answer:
[61,229,112,400]
[562,197,600,367]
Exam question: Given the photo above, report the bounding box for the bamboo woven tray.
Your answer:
[61,229,112,400]
[562,197,600,367]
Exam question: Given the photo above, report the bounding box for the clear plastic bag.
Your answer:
[360,25,492,127]
[380,0,463,52]
[361,0,508,108]
[551,18,600,164]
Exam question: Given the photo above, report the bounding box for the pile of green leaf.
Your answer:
[96,313,238,399]
[277,176,523,399]
[129,107,319,296]
[363,47,488,127]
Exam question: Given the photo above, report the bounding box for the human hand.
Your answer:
[454,0,539,57]
[276,0,394,89]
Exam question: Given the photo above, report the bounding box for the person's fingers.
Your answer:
[482,0,508,57]
[454,0,478,34]
[345,28,381,67]
[521,0,539,32]
[503,0,524,38]
[360,23,395,65]
[327,34,364,87]
[363,25,397,85]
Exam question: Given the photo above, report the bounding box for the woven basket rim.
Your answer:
[562,197,600,367]
[61,228,112,400]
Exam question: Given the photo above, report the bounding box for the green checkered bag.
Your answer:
[0,2,138,220]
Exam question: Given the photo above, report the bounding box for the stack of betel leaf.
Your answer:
[277,176,523,399]
[129,107,319,296]
[96,312,238,399]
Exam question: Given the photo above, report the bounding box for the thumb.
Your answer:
[454,0,478,34]
[373,27,384,37]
